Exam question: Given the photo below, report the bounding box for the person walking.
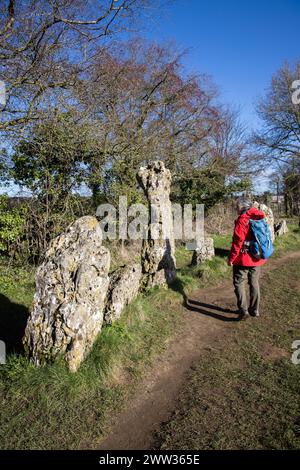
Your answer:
[228,198,267,320]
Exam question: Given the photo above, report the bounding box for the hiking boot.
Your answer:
[239,311,249,321]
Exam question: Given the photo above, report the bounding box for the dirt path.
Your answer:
[97,250,300,450]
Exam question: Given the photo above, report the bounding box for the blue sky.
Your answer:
[146,0,300,129]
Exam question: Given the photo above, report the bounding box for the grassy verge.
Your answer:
[174,234,232,292]
[175,224,300,293]
[0,269,184,449]
[157,258,300,450]
[272,224,300,257]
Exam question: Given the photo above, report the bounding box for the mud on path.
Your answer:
[96,250,300,450]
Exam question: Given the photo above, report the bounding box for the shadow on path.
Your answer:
[170,275,240,322]
[185,298,240,322]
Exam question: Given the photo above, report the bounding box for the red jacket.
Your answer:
[228,207,267,267]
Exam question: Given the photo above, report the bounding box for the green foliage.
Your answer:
[11,113,99,199]
[173,169,251,209]
[102,164,145,206]
[7,113,102,262]
[0,195,26,253]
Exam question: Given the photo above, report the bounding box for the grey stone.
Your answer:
[137,161,176,288]
[253,202,275,242]
[104,263,142,324]
[192,238,215,265]
[274,220,289,237]
[23,216,110,372]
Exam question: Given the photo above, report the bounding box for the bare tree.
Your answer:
[209,107,251,175]
[253,61,300,166]
[0,0,154,132]
[74,40,223,199]
[70,40,250,207]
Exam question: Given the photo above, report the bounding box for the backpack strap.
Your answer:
[241,218,251,253]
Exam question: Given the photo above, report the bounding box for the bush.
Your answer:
[0,195,26,256]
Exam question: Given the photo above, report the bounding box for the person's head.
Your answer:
[236,197,252,215]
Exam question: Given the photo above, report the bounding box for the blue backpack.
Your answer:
[248,219,274,260]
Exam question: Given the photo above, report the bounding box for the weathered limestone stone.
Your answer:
[253,202,275,242]
[104,263,142,324]
[274,220,289,237]
[137,161,176,288]
[23,216,110,372]
[191,238,215,265]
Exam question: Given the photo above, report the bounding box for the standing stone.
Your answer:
[253,202,275,242]
[192,238,215,265]
[137,161,176,288]
[274,220,289,237]
[104,263,142,324]
[23,216,110,372]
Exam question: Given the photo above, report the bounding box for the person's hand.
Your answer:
[227,259,233,266]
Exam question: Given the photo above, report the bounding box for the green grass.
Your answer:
[272,224,300,257]
[174,234,232,292]
[175,224,300,294]
[0,259,35,307]
[0,270,184,449]
[0,224,299,449]
[157,259,300,450]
